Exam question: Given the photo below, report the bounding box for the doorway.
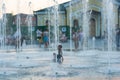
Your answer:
[89,18,96,37]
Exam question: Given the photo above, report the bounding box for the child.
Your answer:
[53,53,57,62]
[57,44,64,63]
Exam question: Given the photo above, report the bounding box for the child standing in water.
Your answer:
[57,44,64,63]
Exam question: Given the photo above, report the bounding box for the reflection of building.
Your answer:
[34,0,120,38]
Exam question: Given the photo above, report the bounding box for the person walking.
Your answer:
[36,29,42,47]
[43,29,49,48]
[72,31,79,51]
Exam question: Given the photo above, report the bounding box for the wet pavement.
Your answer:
[0,50,120,80]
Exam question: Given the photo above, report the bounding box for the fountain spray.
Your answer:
[102,0,116,77]
[1,3,7,49]
[28,1,33,48]
[82,0,90,50]
[53,0,59,50]
[69,0,73,52]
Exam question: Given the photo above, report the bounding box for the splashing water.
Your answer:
[27,1,33,47]
[1,3,7,49]
[103,0,116,51]
[53,0,59,50]
[82,0,91,50]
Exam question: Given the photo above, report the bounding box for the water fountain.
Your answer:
[0,0,120,80]
[53,0,59,50]
[27,1,33,48]
[1,3,7,49]
[47,7,51,51]
[96,0,120,77]
[69,0,72,51]
[92,37,95,49]
[15,0,21,53]
[82,0,90,50]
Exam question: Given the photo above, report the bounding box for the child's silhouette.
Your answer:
[57,44,64,63]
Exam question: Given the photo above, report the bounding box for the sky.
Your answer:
[0,0,70,15]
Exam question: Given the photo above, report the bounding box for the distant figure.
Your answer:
[21,36,26,47]
[72,31,79,50]
[57,44,64,63]
[36,29,42,40]
[115,24,120,50]
[13,30,21,49]
[43,29,49,48]
[36,29,42,47]
[72,19,79,33]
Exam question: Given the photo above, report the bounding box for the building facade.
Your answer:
[65,0,119,37]
[34,0,120,38]
[34,3,67,27]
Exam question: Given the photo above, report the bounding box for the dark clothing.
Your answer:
[57,54,62,60]
[116,35,120,48]
[57,54,62,63]
[57,45,63,63]
[116,28,120,48]
[72,26,79,32]
[116,28,120,35]
[37,37,41,40]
